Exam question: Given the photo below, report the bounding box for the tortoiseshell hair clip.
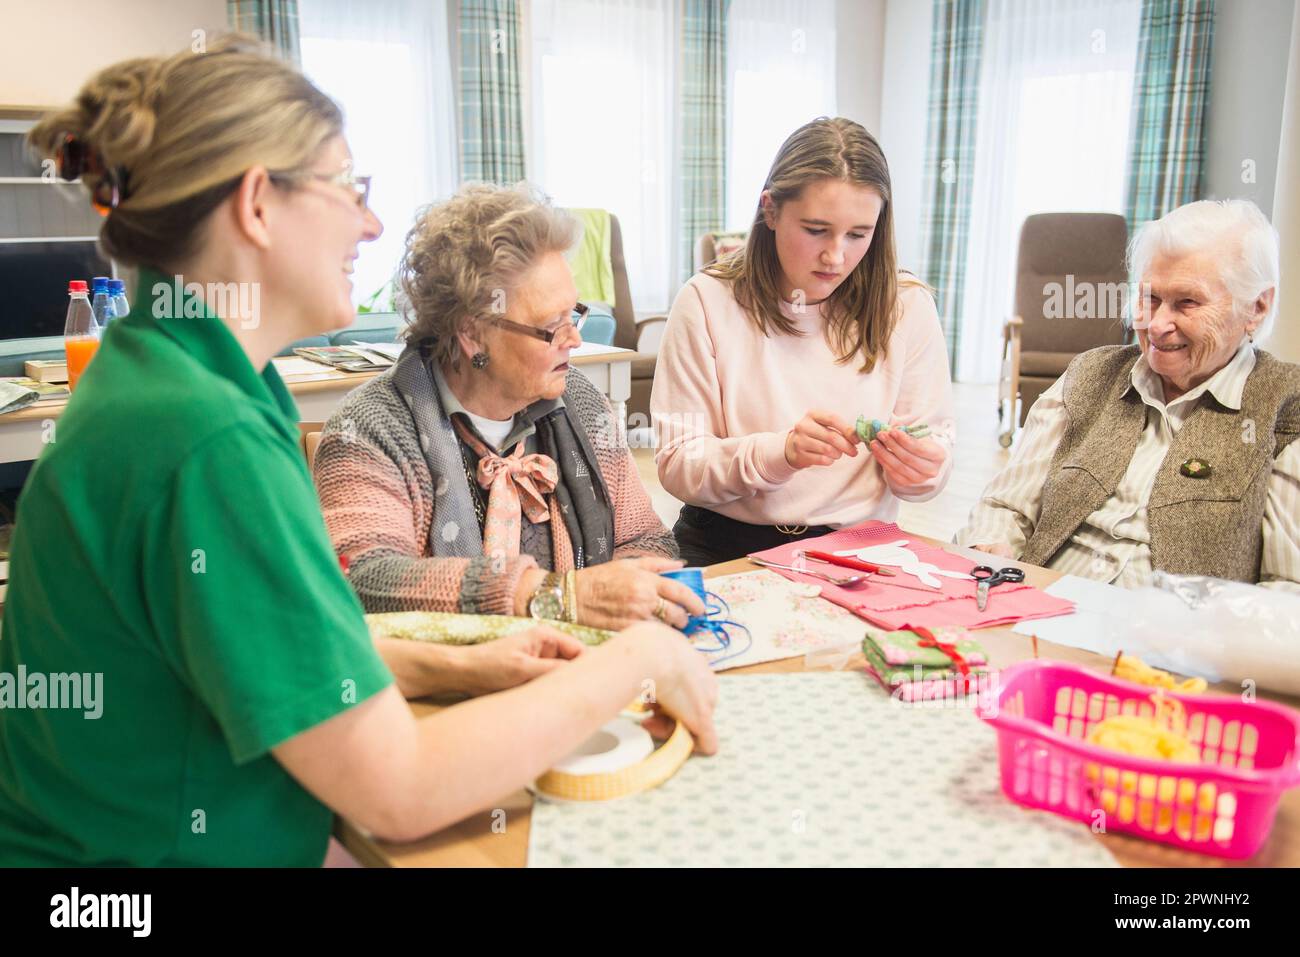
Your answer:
[54,133,127,216]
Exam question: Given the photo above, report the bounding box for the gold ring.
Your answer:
[653,598,670,622]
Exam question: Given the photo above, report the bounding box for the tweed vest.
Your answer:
[1020,345,1300,582]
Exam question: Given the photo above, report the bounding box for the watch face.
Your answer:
[529,589,564,620]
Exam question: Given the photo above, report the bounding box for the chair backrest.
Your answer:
[304,431,322,472]
[1014,212,1130,354]
[607,213,638,350]
[299,422,324,471]
[695,230,748,273]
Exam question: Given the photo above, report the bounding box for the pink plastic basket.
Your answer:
[979,660,1300,859]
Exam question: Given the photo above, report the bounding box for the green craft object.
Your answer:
[861,628,991,686]
[855,415,931,443]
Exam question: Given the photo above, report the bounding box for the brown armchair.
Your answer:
[601,214,668,423]
[998,212,1130,447]
[694,229,748,273]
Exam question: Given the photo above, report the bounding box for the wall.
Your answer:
[1201,0,1296,217]
[0,0,229,108]
[836,0,887,134]
[1270,3,1300,362]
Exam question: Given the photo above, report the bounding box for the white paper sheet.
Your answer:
[1010,575,1187,659]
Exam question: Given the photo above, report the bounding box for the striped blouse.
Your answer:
[954,341,1300,592]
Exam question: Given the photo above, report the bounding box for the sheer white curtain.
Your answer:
[527,0,676,313]
[298,0,458,311]
[956,0,1140,382]
[725,0,837,232]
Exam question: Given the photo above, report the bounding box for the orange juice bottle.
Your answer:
[64,279,101,392]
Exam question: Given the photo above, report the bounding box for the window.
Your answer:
[957,0,1140,382]
[528,0,676,313]
[725,0,837,232]
[299,0,457,311]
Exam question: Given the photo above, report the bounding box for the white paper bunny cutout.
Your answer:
[833,540,973,589]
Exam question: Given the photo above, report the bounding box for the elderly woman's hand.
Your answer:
[868,425,946,490]
[575,557,706,631]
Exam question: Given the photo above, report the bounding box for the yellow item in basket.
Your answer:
[1113,652,1208,694]
[1087,692,1200,763]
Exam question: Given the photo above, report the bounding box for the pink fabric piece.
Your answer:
[864,666,1000,702]
[750,521,1075,630]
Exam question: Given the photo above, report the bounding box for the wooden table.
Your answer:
[0,343,645,464]
[337,536,1300,868]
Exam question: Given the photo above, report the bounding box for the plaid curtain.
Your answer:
[919,0,986,369]
[459,0,527,185]
[227,0,302,65]
[679,0,729,283]
[1123,0,1216,234]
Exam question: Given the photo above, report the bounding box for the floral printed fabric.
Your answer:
[701,570,871,670]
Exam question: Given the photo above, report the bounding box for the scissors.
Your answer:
[971,565,1025,611]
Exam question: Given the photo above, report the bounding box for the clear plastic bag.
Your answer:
[1123,572,1300,696]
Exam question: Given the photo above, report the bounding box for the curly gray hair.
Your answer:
[397,183,580,369]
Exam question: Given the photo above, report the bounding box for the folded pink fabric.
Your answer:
[749,522,1075,630]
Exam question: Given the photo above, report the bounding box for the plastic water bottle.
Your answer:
[64,280,100,392]
[109,278,129,322]
[91,276,116,330]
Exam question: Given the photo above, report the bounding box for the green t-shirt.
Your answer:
[0,270,393,866]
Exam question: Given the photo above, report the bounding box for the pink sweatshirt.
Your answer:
[651,272,955,527]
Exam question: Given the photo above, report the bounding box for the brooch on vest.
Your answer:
[1179,458,1212,478]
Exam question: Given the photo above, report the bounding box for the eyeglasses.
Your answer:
[269,166,372,210]
[491,302,589,344]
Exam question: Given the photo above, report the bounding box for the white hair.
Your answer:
[1127,199,1280,342]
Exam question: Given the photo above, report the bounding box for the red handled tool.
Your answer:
[800,550,896,576]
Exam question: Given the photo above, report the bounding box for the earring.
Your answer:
[471,352,489,370]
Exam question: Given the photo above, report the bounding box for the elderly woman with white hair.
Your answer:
[314,183,706,630]
[956,199,1300,589]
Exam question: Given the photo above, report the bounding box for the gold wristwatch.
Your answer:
[527,572,566,621]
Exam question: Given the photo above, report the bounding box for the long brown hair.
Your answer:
[706,117,921,373]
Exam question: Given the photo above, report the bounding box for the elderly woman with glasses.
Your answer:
[314,183,704,631]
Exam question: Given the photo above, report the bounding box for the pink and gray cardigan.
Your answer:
[312,348,677,615]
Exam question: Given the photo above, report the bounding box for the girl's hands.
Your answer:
[784,410,859,469]
[868,424,946,490]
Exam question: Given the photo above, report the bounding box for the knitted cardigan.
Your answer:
[313,353,677,615]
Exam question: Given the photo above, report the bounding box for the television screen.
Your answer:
[0,239,115,340]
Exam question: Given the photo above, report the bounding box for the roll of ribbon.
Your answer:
[533,717,694,802]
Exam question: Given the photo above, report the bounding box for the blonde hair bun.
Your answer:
[27,34,342,270]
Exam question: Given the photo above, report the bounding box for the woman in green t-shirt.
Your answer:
[0,36,716,867]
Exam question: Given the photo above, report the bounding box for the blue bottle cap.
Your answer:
[92,276,110,292]
[108,279,125,294]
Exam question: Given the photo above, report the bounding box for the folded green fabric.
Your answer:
[366,610,614,647]
[862,628,989,684]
